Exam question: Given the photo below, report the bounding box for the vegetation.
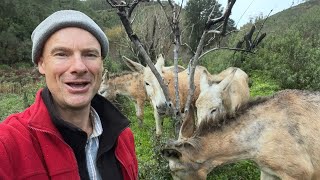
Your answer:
[184,0,236,50]
[0,0,118,65]
[1,0,320,179]
[199,0,320,92]
[0,69,278,179]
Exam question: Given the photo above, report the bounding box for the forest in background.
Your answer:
[1,0,320,179]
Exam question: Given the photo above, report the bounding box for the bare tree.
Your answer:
[157,0,184,134]
[184,0,236,115]
[106,0,266,137]
[131,3,172,61]
[158,0,239,136]
[106,0,174,112]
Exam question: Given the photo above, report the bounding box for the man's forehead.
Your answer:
[43,28,101,50]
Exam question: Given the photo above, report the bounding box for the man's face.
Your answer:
[38,27,103,110]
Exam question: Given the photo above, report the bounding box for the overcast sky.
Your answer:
[175,0,305,28]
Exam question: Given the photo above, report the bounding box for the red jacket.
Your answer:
[0,89,138,180]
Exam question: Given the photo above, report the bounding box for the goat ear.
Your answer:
[200,71,210,92]
[162,65,185,73]
[177,65,186,72]
[155,54,165,72]
[179,106,196,139]
[102,69,109,80]
[122,56,144,73]
[161,148,182,160]
[106,71,109,80]
[218,68,237,92]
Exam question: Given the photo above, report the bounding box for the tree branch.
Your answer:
[157,0,184,136]
[184,0,236,115]
[199,47,254,60]
[181,43,195,55]
[106,0,173,109]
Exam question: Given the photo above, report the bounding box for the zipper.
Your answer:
[29,126,78,164]
[29,126,71,148]
[29,126,80,178]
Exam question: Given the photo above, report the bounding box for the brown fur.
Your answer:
[162,89,320,180]
[162,66,208,112]
[196,96,270,136]
[122,54,186,135]
[99,70,147,125]
[195,67,250,127]
[143,64,208,138]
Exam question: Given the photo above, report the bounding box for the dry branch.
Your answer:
[157,0,185,135]
[106,0,267,138]
[154,1,182,121]
[184,0,236,115]
[106,0,174,109]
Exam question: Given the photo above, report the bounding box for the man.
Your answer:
[0,10,138,180]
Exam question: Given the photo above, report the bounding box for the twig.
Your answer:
[106,0,173,110]
[199,47,254,60]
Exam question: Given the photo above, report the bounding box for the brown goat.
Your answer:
[123,54,208,137]
[123,55,186,135]
[99,70,147,126]
[162,89,320,180]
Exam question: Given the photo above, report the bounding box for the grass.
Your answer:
[115,96,174,179]
[0,93,26,121]
[120,95,262,180]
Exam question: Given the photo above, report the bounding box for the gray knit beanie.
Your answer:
[31,10,109,64]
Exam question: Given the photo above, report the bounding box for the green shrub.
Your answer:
[249,70,281,97]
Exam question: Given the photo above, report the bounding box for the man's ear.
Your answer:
[38,57,45,75]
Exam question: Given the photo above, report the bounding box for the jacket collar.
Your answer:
[91,93,130,155]
[29,87,130,154]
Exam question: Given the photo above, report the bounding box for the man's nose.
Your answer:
[70,54,88,74]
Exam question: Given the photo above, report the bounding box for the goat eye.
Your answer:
[145,82,150,86]
[210,108,217,114]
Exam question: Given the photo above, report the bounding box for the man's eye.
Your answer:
[84,53,99,58]
[55,52,67,57]
[87,54,96,57]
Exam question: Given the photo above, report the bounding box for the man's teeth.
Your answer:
[68,83,87,88]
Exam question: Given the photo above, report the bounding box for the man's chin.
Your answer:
[63,96,93,109]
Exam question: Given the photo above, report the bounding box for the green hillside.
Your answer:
[261,0,320,35]
[236,0,320,43]
[200,0,320,91]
